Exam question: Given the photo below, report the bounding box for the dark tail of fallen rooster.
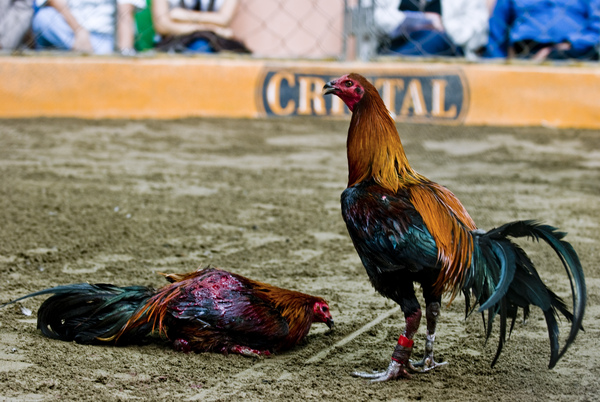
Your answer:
[464,220,586,368]
[2,284,156,345]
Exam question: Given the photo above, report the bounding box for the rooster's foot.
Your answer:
[410,329,446,372]
[352,360,416,382]
[173,338,192,353]
[230,345,271,358]
[410,354,447,372]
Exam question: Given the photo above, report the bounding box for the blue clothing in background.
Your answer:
[32,7,114,54]
[388,30,463,56]
[485,0,600,58]
[186,38,215,53]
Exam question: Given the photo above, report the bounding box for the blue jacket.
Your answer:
[486,0,600,57]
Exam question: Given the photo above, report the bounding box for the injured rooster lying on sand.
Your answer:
[2,266,333,356]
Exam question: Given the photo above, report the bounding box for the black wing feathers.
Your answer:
[21,284,155,344]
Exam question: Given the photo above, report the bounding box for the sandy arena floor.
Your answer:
[0,117,599,401]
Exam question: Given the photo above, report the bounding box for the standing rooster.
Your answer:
[323,73,585,381]
[2,267,333,356]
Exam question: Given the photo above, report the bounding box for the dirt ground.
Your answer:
[0,117,598,401]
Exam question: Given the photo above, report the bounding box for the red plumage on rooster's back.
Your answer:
[324,73,585,381]
[2,267,333,356]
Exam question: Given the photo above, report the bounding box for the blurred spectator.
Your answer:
[485,0,600,61]
[134,0,156,51]
[0,0,34,50]
[32,0,145,55]
[373,0,489,59]
[152,0,250,53]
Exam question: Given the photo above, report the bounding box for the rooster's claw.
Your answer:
[410,356,447,372]
[230,345,271,357]
[352,360,415,382]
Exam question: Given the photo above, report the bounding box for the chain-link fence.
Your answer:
[1,0,348,58]
[353,0,599,62]
[1,0,599,62]
[233,0,346,59]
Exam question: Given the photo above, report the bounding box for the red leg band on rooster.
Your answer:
[397,334,414,348]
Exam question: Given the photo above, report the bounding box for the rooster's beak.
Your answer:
[323,81,337,95]
[326,318,334,330]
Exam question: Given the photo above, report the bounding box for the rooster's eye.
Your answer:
[322,306,329,312]
[345,81,353,88]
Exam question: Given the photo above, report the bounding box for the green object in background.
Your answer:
[134,0,155,51]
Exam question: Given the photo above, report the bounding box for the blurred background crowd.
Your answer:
[1,0,598,61]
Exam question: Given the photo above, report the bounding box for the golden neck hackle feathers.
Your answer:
[347,86,424,192]
[256,285,318,345]
[225,275,319,340]
[346,81,477,299]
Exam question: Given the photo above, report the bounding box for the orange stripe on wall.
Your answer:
[2,56,600,129]
[0,56,264,119]
[463,64,600,128]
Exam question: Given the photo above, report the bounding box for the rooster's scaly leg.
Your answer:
[352,308,421,381]
[411,301,447,371]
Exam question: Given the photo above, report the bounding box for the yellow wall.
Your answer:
[463,64,600,127]
[1,57,262,119]
[2,56,599,129]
